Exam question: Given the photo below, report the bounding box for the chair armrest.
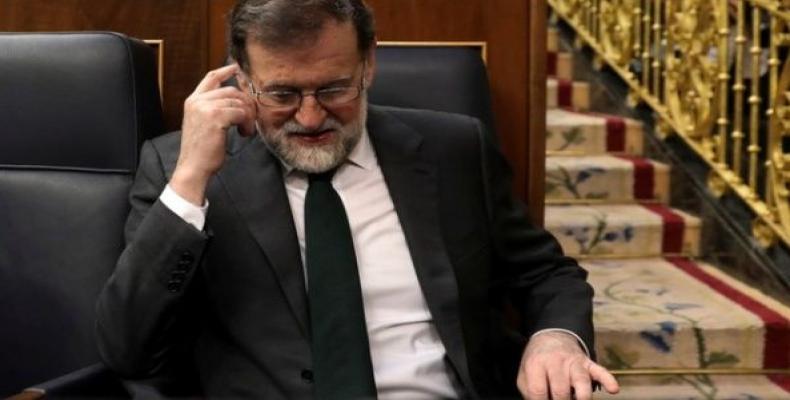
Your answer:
[11,363,128,399]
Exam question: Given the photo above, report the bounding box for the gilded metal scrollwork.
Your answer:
[554,0,586,27]
[550,0,790,246]
[599,0,638,68]
[768,35,790,235]
[708,169,729,197]
[663,0,723,144]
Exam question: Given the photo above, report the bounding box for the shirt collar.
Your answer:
[345,126,376,171]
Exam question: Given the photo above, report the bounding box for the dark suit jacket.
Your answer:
[96,105,594,399]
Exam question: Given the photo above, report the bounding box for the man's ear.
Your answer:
[235,70,250,90]
[363,40,377,89]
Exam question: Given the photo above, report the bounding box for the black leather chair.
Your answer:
[0,32,163,398]
[370,44,496,133]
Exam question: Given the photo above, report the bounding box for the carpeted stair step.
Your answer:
[547,108,643,155]
[547,78,590,111]
[547,50,573,81]
[548,25,560,53]
[544,14,790,399]
[586,257,790,398]
[545,204,701,257]
[547,27,573,80]
[598,375,790,399]
[546,155,670,204]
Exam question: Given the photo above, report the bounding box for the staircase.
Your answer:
[545,25,790,399]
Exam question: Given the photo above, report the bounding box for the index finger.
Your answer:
[193,64,240,95]
[588,363,619,394]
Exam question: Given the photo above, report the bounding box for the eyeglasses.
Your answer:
[247,63,366,111]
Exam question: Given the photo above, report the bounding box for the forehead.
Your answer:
[245,20,361,86]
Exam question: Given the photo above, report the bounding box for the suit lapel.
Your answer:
[367,107,476,395]
[217,135,309,338]
[212,113,476,393]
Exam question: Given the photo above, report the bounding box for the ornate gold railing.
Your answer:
[548,0,790,248]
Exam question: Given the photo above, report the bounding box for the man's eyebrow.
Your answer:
[320,77,354,87]
[261,76,354,91]
[260,83,298,91]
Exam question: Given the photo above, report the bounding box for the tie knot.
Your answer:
[308,169,336,184]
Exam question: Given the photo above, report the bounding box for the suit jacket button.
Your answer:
[300,369,313,383]
[175,264,191,274]
[171,271,187,280]
[166,282,180,293]
[180,251,194,263]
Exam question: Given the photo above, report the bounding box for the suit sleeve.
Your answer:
[476,119,596,358]
[95,140,210,378]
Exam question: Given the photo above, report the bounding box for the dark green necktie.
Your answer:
[305,170,377,399]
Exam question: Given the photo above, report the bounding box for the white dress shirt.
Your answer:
[159,129,589,398]
[164,130,459,398]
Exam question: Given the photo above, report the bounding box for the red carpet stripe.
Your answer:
[616,156,654,200]
[547,51,558,76]
[558,79,573,107]
[667,257,790,391]
[565,110,628,152]
[642,204,684,253]
[605,116,626,152]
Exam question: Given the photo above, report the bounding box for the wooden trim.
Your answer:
[527,0,548,226]
[143,39,165,101]
[480,0,530,208]
[209,0,235,69]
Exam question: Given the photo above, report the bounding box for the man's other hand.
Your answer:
[517,331,619,399]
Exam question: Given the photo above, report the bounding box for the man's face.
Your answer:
[243,20,375,173]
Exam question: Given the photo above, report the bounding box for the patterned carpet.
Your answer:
[545,26,790,399]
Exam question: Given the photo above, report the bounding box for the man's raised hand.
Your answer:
[171,64,257,205]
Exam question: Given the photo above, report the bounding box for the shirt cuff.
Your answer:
[531,328,591,358]
[160,184,209,231]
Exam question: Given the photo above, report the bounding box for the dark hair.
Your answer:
[229,0,375,71]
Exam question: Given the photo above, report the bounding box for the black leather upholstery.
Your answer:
[0,32,163,396]
[369,45,496,132]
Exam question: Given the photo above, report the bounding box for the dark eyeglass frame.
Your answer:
[246,62,366,111]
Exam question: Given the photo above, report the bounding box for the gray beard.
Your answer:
[257,100,367,174]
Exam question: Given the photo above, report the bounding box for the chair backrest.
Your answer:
[0,32,164,395]
[369,43,496,133]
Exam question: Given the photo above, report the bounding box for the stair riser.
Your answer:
[545,205,701,257]
[548,27,559,52]
[546,25,573,79]
[546,156,670,203]
[586,258,790,373]
[595,328,765,369]
[597,375,790,399]
[547,52,573,80]
[547,109,644,155]
[547,79,589,111]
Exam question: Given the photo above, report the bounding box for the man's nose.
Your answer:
[294,95,327,131]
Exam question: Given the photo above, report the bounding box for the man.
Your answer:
[96,0,619,399]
